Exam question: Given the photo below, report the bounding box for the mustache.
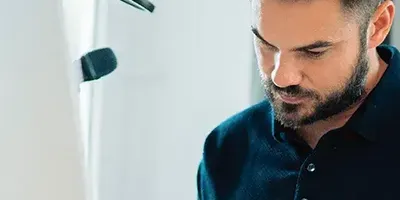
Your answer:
[264,78,318,99]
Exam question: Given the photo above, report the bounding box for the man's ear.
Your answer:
[368,0,396,48]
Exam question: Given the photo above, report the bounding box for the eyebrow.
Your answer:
[251,27,334,52]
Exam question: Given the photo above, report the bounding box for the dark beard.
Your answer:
[263,40,369,129]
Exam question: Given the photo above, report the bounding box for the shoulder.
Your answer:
[197,100,274,198]
[203,100,273,156]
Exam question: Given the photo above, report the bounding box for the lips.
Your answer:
[277,93,306,104]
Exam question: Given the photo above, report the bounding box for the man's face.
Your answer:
[252,0,370,129]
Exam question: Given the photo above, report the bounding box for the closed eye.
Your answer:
[302,50,326,58]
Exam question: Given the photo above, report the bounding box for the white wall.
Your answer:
[62,0,97,199]
[0,1,86,199]
[95,0,253,199]
[63,0,95,165]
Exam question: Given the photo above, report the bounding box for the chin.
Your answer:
[274,103,317,129]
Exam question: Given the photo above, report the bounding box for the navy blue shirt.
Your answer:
[197,45,400,200]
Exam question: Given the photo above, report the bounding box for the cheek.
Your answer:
[306,38,361,92]
[302,55,354,94]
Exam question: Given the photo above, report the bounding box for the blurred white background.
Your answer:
[93,0,253,199]
[74,0,400,200]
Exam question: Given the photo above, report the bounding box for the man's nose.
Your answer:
[271,52,303,88]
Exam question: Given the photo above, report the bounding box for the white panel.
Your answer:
[62,0,97,199]
[62,0,96,176]
[96,0,253,199]
[0,1,86,200]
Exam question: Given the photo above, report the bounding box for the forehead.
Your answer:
[252,0,356,49]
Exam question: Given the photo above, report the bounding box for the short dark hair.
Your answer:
[340,0,385,48]
[276,0,384,23]
[341,0,384,24]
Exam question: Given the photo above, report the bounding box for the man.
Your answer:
[197,0,399,199]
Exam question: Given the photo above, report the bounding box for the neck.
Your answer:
[298,49,387,148]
